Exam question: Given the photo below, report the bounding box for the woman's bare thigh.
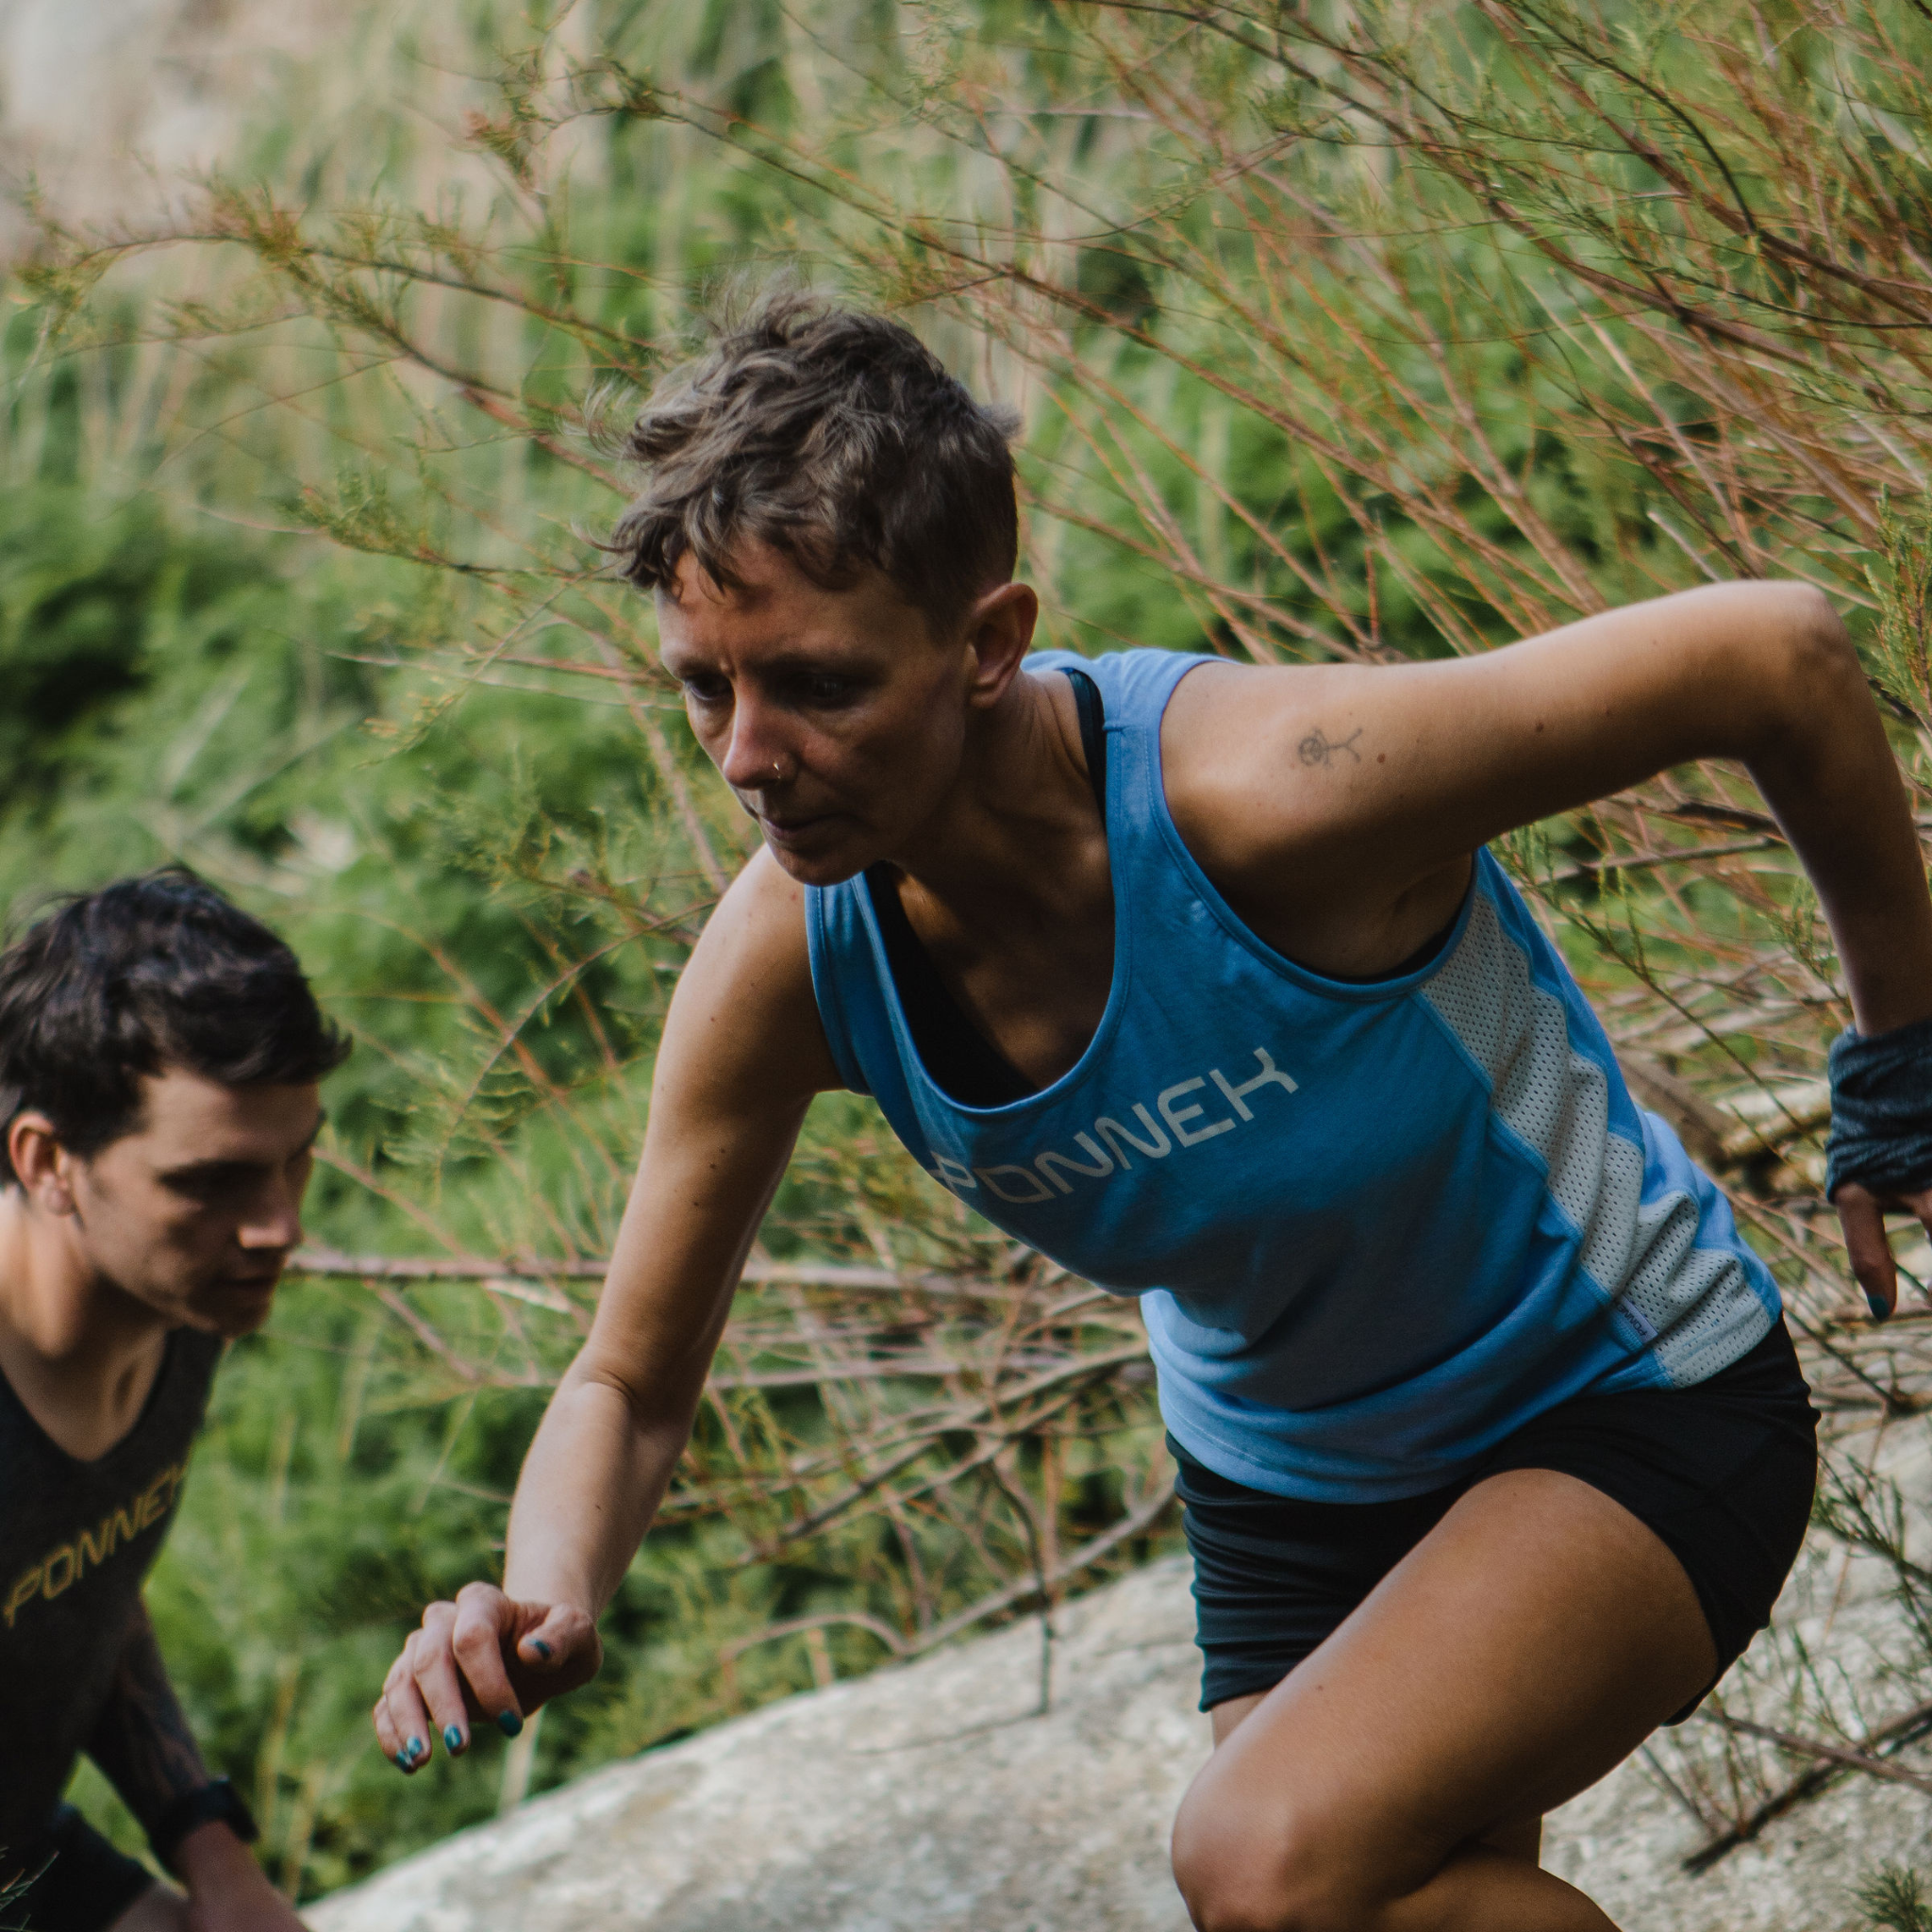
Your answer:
[1177,1466,1716,1902]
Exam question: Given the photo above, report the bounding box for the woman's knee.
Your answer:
[1171,1780,1367,1932]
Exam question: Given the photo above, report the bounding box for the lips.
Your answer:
[759,813,834,843]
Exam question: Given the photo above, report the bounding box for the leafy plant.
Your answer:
[16,0,1932,1903]
[1860,1864,1932,1932]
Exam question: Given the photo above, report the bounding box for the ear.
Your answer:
[8,1111,78,1217]
[959,582,1041,709]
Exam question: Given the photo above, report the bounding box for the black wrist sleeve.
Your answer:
[1824,1012,1932,1201]
[149,1776,258,1876]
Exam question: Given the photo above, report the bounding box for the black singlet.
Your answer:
[864,668,1451,1108]
[0,1326,221,1865]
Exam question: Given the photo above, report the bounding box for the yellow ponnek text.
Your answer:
[3,1460,188,1629]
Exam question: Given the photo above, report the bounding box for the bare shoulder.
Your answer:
[661,849,843,1107]
[1158,654,1481,973]
[1160,658,1374,875]
[1159,581,1845,914]
[1164,658,1355,758]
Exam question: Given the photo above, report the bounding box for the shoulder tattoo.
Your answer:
[1296,724,1363,767]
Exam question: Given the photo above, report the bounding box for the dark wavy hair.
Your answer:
[0,868,350,1183]
[608,291,1021,637]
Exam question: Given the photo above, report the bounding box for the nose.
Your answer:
[238,1173,304,1255]
[717,692,791,792]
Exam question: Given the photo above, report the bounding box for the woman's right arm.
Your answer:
[371,852,841,1768]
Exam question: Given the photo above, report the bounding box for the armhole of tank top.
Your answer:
[1141,653,1465,991]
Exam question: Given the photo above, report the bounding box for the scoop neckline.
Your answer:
[0,1324,189,1472]
[857,684,1132,1119]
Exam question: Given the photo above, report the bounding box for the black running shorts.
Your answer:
[8,1807,156,1932]
[1176,1317,1819,1719]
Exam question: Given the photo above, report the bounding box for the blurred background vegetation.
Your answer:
[10,0,1932,1907]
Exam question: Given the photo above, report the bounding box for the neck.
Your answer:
[0,1188,169,1445]
[891,668,1097,916]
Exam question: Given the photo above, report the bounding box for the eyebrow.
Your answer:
[156,1112,327,1184]
[663,641,865,673]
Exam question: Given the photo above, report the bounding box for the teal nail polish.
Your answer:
[532,1640,553,1660]
[405,1736,425,1763]
[393,1751,411,1771]
[1869,1291,1891,1321]
[443,1724,465,1754]
[497,1709,524,1738]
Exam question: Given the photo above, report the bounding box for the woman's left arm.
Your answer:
[1170,578,1932,1309]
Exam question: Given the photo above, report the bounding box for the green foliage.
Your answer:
[1861,1865,1932,1932]
[2,16,1183,1895]
[13,0,1932,1905]
[1867,490,1932,732]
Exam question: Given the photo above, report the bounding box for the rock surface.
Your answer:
[310,1561,1208,1932]
[306,1506,1932,1932]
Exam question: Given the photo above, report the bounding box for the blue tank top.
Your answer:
[805,647,1778,1502]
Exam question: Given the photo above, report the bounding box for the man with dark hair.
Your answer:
[0,868,348,1932]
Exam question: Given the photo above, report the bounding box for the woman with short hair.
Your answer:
[375,296,1932,1932]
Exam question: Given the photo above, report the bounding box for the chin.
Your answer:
[191,1282,281,1338]
[761,834,870,889]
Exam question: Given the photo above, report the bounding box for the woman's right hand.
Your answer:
[365,858,832,1779]
[372,1581,602,1772]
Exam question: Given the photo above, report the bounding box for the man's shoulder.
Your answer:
[0,1329,220,1647]
[168,1324,226,1407]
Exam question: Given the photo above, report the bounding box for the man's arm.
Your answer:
[84,1599,208,1840]
[374,850,841,1766]
[87,1602,302,1929]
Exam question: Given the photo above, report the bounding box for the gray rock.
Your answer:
[301,1475,1932,1932]
[305,1517,1932,1932]
[310,1559,1208,1932]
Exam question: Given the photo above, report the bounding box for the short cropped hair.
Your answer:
[0,868,350,1183]
[608,292,1021,637]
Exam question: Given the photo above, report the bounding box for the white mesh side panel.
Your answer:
[1422,892,1619,1188]
[1419,894,1517,1087]
[1620,1194,1767,1385]
[1423,893,1766,1386]
[1575,1131,1644,1305]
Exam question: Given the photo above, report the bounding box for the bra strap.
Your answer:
[1064,668,1108,813]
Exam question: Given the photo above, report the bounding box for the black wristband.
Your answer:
[150,1777,258,1875]
[1825,1012,1932,1202]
